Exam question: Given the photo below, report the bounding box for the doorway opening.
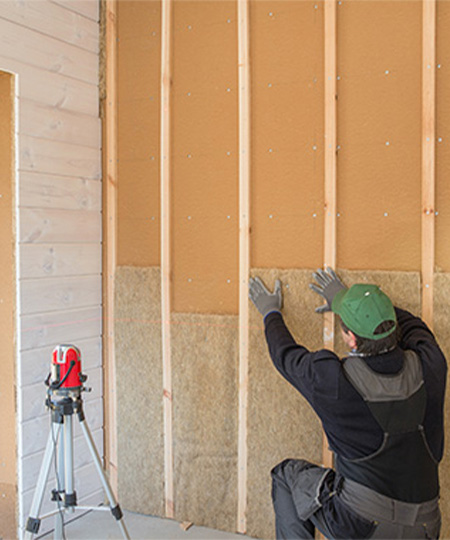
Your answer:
[0,70,17,539]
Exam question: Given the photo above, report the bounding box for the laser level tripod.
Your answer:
[24,345,129,540]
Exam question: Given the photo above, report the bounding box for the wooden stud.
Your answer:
[323,0,337,470]
[422,0,436,329]
[161,0,174,519]
[237,0,250,533]
[103,0,118,494]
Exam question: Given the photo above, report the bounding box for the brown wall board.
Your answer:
[118,0,161,42]
[250,1,324,270]
[337,1,422,271]
[112,1,450,536]
[0,71,16,538]
[171,312,238,532]
[436,1,450,272]
[247,269,323,539]
[0,483,16,540]
[114,266,164,515]
[433,273,450,539]
[117,0,161,267]
[171,1,239,315]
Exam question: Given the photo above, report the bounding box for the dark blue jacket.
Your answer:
[264,307,447,465]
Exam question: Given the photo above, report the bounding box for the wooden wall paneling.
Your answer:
[0,2,104,525]
[20,208,101,244]
[20,243,101,279]
[51,0,100,22]
[21,461,103,530]
[422,0,436,327]
[21,468,105,515]
[323,0,336,470]
[161,0,174,519]
[0,0,99,52]
[20,275,102,316]
[20,99,101,148]
[21,398,103,459]
[237,0,250,533]
[21,427,103,494]
[103,0,118,492]
[21,365,102,422]
[20,307,102,351]
[20,136,101,180]
[19,173,101,211]
[0,18,98,85]
[0,57,99,116]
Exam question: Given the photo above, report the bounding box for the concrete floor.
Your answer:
[38,509,252,540]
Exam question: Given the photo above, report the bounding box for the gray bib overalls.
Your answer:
[271,350,441,539]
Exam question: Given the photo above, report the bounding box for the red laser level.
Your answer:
[50,344,85,390]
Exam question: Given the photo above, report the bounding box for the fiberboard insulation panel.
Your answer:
[172,312,239,532]
[247,269,323,539]
[115,266,164,516]
[115,266,450,538]
[434,273,450,540]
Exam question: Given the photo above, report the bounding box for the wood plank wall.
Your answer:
[0,0,103,534]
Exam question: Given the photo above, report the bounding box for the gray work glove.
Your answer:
[309,267,347,313]
[249,277,282,318]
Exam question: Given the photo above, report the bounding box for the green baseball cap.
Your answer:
[331,284,397,340]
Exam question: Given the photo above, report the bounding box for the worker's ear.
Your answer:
[341,328,358,350]
[347,331,358,350]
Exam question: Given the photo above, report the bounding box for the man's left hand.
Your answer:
[249,276,282,318]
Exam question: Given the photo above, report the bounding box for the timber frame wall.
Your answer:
[109,0,450,538]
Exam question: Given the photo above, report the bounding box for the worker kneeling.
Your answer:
[249,269,446,540]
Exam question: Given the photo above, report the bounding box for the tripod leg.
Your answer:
[24,423,62,539]
[54,431,65,540]
[79,417,130,540]
[64,414,76,513]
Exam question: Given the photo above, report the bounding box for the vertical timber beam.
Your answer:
[103,0,118,492]
[422,0,436,328]
[161,0,174,519]
[237,0,250,533]
[323,0,337,470]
